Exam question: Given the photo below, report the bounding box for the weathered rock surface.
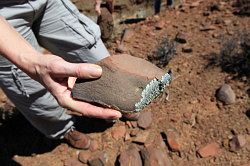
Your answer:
[197,142,220,158]
[72,54,165,113]
[140,145,171,166]
[119,147,142,166]
[216,84,236,105]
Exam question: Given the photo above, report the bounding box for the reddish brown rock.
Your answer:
[137,112,153,129]
[155,20,165,30]
[78,151,91,164]
[72,54,165,113]
[97,7,114,42]
[165,129,181,152]
[175,32,187,44]
[197,142,220,158]
[89,140,99,152]
[88,152,108,166]
[132,131,150,144]
[119,147,143,166]
[111,125,126,140]
[140,145,171,166]
[130,129,140,137]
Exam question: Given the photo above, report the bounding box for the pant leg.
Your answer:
[0,1,74,139]
[33,0,110,63]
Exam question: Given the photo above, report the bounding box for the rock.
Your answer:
[88,152,108,166]
[123,112,140,121]
[72,54,165,113]
[165,129,181,152]
[155,20,165,30]
[97,8,114,42]
[140,145,171,166]
[130,129,140,137]
[210,3,221,12]
[89,140,99,152]
[115,44,127,53]
[203,11,210,16]
[133,131,150,144]
[64,158,84,166]
[229,135,247,152]
[216,84,236,105]
[175,32,187,43]
[121,28,134,43]
[119,147,143,166]
[200,25,216,31]
[190,1,200,8]
[182,46,193,53]
[197,142,220,158]
[78,151,91,164]
[138,112,153,129]
[131,121,138,128]
[124,132,131,141]
[111,125,126,140]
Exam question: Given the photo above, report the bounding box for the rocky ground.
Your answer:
[0,0,249,165]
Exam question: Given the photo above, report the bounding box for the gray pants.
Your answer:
[0,0,109,139]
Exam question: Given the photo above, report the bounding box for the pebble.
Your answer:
[216,84,236,105]
[229,135,247,152]
[138,112,153,129]
[119,147,142,166]
[175,32,187,43]
[78,151,91,164]
[132,131,150,144]
[197,142,220,158]
[111,125,126,140]
[166,129,181,152]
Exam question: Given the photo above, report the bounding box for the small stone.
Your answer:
[78,151,91,164]
[140,145,171,166]
[88,152,108,166]
[131,121,138,128]
[111,125,126,140]
[119,147,142,166]
[121,28,134,42]
[182,46,193,53]
[197,142,220,158]
[203,11,210,16]
[133,131,150,144]
[166,129,181,152]
[124,132,131,141]
[175,32,187,44]
[115,44,127,53]
[130,129,140,137]
[190,1,200,8]
[155,20,165,30]
[64,158,84,166]
[200,25,216,31]
[216,84,236,105]
[229,135,247,152]
[138,112,153,129]
[89,140,99,152]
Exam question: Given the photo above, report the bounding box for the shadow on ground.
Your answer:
[0,109,113,166]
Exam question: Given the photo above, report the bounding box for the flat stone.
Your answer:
[229,135,247,152]
[119,147,143,166]
[165,129,181,152]
[78,151,91,164]
[140,145,171,166]
[155,20,165,30]
[137,112,153,129]
[216,84,236,105]
[197,142,220,158]
[72,54,165,113]
[132,131,150,144]
[97,7,114,42]
[111,125,126,140]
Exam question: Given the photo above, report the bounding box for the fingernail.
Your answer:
[89,65,102,78]
[116,112,122,118]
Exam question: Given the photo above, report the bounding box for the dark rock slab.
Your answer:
[72,54,165,113]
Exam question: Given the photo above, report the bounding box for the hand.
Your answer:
[95,0,102,15]
[33,54,122,119]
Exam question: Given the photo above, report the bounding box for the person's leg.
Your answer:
[0,1,74,139]
[33,0,110,63]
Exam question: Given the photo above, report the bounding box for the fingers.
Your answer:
[62,97,122,119]
[95,0,102,15]
[53,60,103,79]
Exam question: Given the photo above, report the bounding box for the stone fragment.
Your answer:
[131,121,138,128]
[72,54,165,113]
[229,135,247,152]
[166,129,181,152]
[130,129,140,137]
[138,112,153,129]
[111,125,126,140]
[124,132,131,141]
[155,20,165,30]
[182,46,193,53]
[175,32,187,43]
[78,151,91,164]
[119,147,143,166]
[140,145,171,166]
[190,1,200,8]
[200,25,216,31]
[197,142,220,158]
[89,140,99,152]
[133,131,150,144]
[216,84,236,105]
[64,158,84,166]
[88,152,108,166]
[97,8,114,42]
[115,44,127,53]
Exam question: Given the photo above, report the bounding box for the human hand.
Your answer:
[33,54,122,119]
